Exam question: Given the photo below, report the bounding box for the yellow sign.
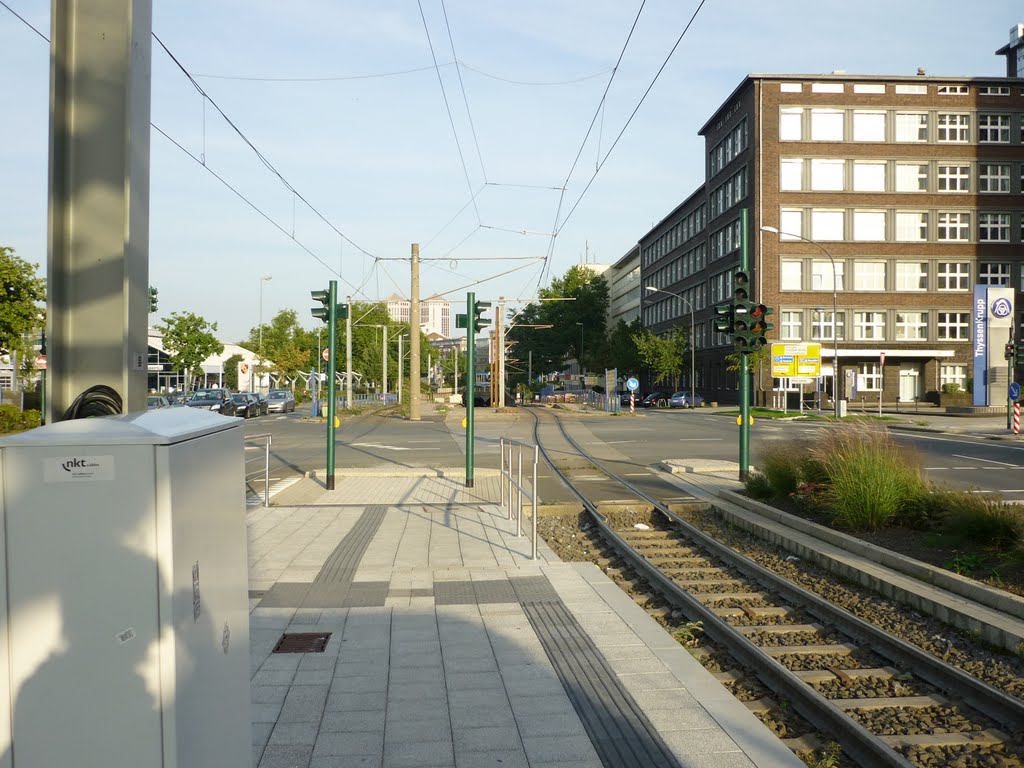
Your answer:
[771,342,822,377]
[462,416,468,429]
[334,416,341,429]
[736,415,755,425]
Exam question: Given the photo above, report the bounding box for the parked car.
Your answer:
[240,392,268,416]
[186,388,237,417]
[232,393,258,419]
[267,389,296,413]
[146,395,170,410]
[640,392,671,408]
[670,392,705,408]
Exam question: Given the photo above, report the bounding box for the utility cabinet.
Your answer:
[0,408,250,767]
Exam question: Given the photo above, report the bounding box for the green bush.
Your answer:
[811,422,926,531]
[760,451,801,499]
[940,383,963,395]
[0,406,41,434]
[743,472,773,501]
[939,494,1023,550]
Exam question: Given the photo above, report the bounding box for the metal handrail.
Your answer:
[499,436,539,560]
[244,432,272,507]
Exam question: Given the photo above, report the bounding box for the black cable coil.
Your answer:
[62,385,123,420]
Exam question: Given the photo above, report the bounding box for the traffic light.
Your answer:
[732,272,754,350]
[749,304,774,348]
[473,300,492,333]
[714,303,734,336]
[1007,342,1016,362]
[338,303,349,321]
[311,289,330,323]
[1015,340,1024,364]
[148,286,158,313]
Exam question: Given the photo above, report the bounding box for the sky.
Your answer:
[1,1,1020,342]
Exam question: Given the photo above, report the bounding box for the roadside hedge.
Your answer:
[0,406,41,434]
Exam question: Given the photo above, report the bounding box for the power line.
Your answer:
[485,181,565,192]
[434,261,541,299]
[151,32,377,260]
[422,185,486,252]
[0,0,46,41]
[416,0,481,224]
[539,0,647,290]
[554,0,710,238]
[440,0,486,182]
[193,61,453,82]
[459,61,615,87]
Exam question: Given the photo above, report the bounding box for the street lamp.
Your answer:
[645,287,696,406]
[257,274,272,391]
[760,226,840,419]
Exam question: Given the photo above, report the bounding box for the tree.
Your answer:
[606,318,643,376]
[0,247,46,372]
[222,353,244,391]
[246,309,314,384]
[632,327,689,388]
[725,346,771,406]
[158,312,224,389]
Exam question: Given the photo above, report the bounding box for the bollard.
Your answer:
[531,444,539,560]
[517,446,523,537]
[499,437,505,510]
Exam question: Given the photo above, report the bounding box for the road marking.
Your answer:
[952,453,1020,467]
[678,438,723,441]
[623,472,651,476]
[408,440,441,443]
[350,442,411,451]
[604,440,636,444]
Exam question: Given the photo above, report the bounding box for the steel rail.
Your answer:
[530,408,1024,765]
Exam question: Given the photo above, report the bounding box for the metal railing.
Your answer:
[499,436,540,560]
[244,433,272,507]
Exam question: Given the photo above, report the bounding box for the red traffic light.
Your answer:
[751,304,767,318]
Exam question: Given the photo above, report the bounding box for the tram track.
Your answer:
[528,407,1024,767]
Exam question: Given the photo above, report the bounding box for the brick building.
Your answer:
[641,25,1024,406]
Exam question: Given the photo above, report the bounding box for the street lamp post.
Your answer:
[645,287,696,405]
[761,226,841,419]
[257,274,272,392]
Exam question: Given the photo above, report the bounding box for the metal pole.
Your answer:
[346,294,353,410]
[517,445,523,538]
[263,435,271,507]
[498,296,505,409]
[410,243,422,420]
[506,442,513,520]
[465,291,476,488]
[690,301,695,406]
[382,325,388,401]
[500,437,506,510]
[398,333,403,404]
[739,209,751,480]
[326,280,338,490]
[531,445,539,560]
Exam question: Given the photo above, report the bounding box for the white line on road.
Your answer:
[951,453,1020,467]
[604,440,637,444]
[623,472,651,476]
[408,440,441,443]
[678,438,723,441]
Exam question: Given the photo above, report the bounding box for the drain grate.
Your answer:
[272,632,332,654]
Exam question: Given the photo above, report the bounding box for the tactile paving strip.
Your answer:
[523,600,682,768]
[316,505,387,584]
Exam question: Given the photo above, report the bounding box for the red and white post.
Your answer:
[629,392,635,414]
[1014,402,1020,435]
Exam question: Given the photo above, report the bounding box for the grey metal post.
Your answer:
[410,243,422,420]
[346,294,353,410]
[499,437,506,510]
[263,436,272,507]
[531,444,539,560]
[507,442,514,520]
[517,445,523,537]
[48,0,152,419]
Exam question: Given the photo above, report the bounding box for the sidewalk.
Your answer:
[247,473,802,768]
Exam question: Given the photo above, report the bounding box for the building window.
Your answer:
[979,164,1011,193]
[978,114,1011,143]
[979,86,1010,96]
[979,213,1011,242]
[811,82,844,93]
[895,112,928,142]
[812,311,845,340]
[852,111,886,141]
[896,312,928,340]
[940,365,967,389]
[937,85,969,95]
[811,259,844,291]
[854,261,886,291]
[780,108,803,140]
[780,311,803,340]
[978,262,1010,286]
[936,212,970,241]
[779,209,803,239]
[811,209,844,240]
[853,210,886,241]
[858,364,882,392]
[937,262,970,291]
[937,164,970,192]
[854,312,886,340]
[936,312,969,340]
[895,211,927,242]
[853,83,885,94]
[780,159,803,191]
[895,262,928,291]
[780,261,802,290]
[780,82,802,93]
[810,108,844,141]
[937,114,970,142]
[895,163,928,192]
[853,161,886,192]
[811,159,845,191]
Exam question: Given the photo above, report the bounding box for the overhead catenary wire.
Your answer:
[440,0,486,182]
[416,0,481,224]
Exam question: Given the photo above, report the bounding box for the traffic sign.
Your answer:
[770,343,821,377]
[1010,382,1021,402]
[322,347,330,362]
[626,377,639,392]
[35,355,47,370]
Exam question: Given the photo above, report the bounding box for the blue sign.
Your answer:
[993,297,1013,318]
[626,377,639,392]
[1011,382,1021,402]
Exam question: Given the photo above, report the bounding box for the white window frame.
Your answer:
[854,261,886,291]
[780,260,802,290]
[979,262,1010,286]
[979,213,1011,242]
[852,110,886,141]
[936,212,970,241]
[811,259,844,291]
[937,262,969,291]
[979,163,1011,193]
[811,311,845,340]
[853,210,886,241]
[780,311,803,340]
[937,85,969,95]
[896,312,927,340]
[780,159,803,191]
[809,108,844,141]
[895,112,927,142]
[779,209,803,239]
[810,159,845,191]
[978,114,1011,143]
[780,108,803,141]
[937,113,970,142]
[858,364,882,391]
[895,163,928,192]
[895,211,927,242]
[936,312,969,340]
[940,365,967,389]
[937,164,970,192]
[811,209,844,241]
[854,312,886,341]
[895,262,928,291]
[853,161,886,192]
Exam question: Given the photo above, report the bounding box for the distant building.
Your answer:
[605,245,641,327]
[384,293,451,337]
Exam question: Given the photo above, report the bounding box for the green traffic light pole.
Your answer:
[465,291,476,488]
[739,209,751,481]
[325,281,338,490]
